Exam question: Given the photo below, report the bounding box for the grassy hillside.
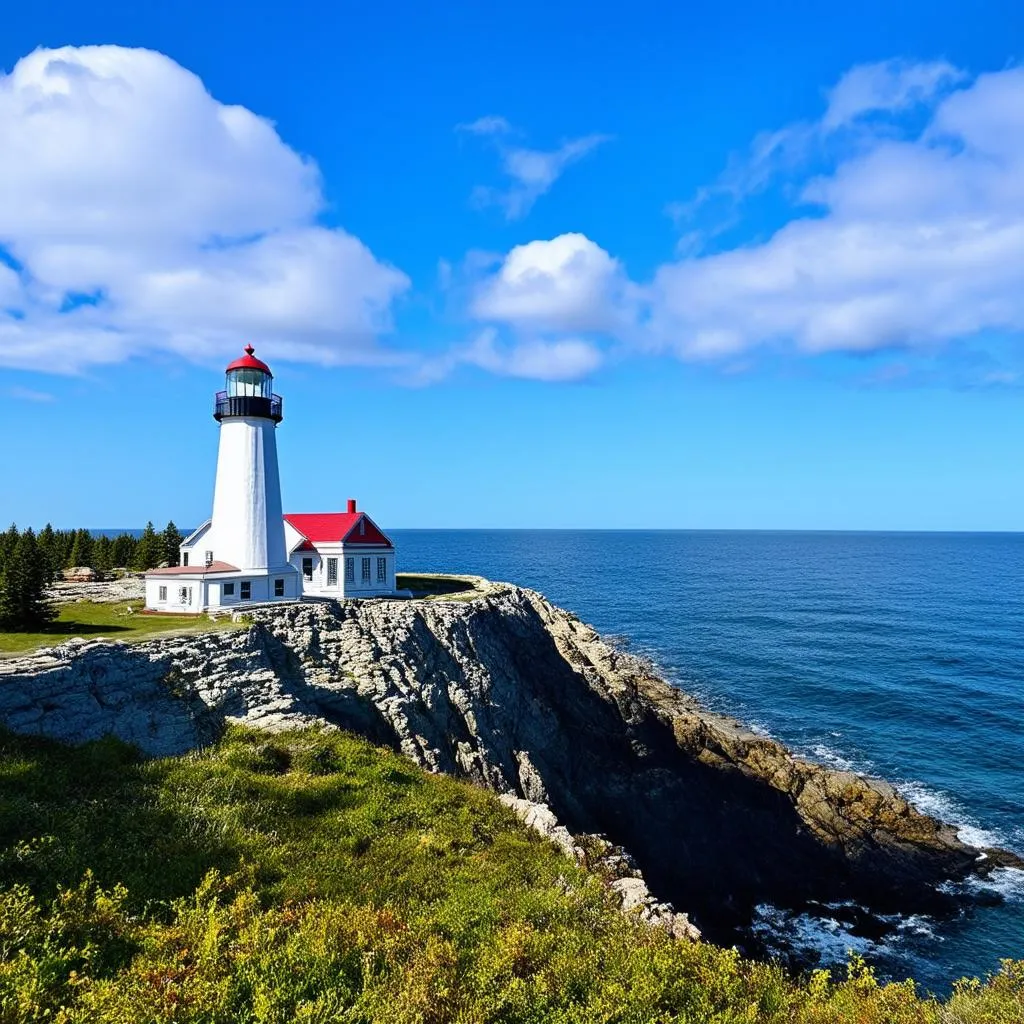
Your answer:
[0,726,1020,1023]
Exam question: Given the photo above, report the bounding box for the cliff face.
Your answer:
[0,582,1014,944]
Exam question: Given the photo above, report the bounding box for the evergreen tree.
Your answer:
[93,535,114,577]
[0,528,56,630]
[0,524,19,577]
[162,521,183,567]
[68,528,94,569]
[133,521,162,570]
[112,533,136,570]
[37,523,59,583]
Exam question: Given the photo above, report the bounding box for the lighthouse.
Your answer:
[209,345,289,572]
[145,343,399,613]
[144,345,301,612]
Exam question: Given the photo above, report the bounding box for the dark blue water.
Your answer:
[390,529,1024,991]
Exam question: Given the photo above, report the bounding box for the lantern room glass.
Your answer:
[226,367,273,399]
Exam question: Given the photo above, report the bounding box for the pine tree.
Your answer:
[133,521,162,571]
[56,530,74,570]
[37,523,59,583]
[0,524,19,577]
[0,528,56,630]
[112,533,136,570]
[93,535,114,577]
[162,521,183,567]
[68,528,94,569]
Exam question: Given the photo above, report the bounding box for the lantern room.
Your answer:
[214,345,283,423]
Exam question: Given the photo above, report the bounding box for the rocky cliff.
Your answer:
[1,579,1016,946]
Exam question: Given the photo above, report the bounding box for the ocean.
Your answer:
[389,529,1024,992]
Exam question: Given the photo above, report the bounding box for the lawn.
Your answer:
[0,600,241,655]
[397,573,484,600]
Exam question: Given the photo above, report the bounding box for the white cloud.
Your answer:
[473,233,633,334]
[462,329,603,381]
[468,61,1024,376]
[0,45,409,373]
[4,385,55,402]
[650,63,1024,359]
[457,115,513,136]
[462,117,610,220]
[822,58,965,129]
[668,59,968,251]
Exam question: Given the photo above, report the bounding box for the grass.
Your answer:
[0,601,241,655]
[0,725,1021,1023]
[397,573,483,600]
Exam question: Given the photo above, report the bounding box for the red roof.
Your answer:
[146,560,240,576]
[226,344,272,375]
[284,512,393,547]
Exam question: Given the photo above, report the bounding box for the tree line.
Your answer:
[0,521,183,631]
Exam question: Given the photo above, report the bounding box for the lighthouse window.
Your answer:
[274,578,285,597]
[204,551,213,567]
[227,367,272,399]
[301,557,313,580]
[344,558,354,583]
[361,557,371,583]
[158,586,167,602]
[377,557,387,582]
[327,558,339,586]
[240,581,251,600]
[182,552,189,567]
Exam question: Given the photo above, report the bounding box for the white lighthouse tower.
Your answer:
[144,345,300,612]
[209,344,289,572]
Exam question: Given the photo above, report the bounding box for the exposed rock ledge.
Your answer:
[0,579,1018,946]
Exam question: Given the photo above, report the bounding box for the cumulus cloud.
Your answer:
[461,329,603,381]
[669,59,968,251]
[411,327,603,384]
[469,60,1024,376]
[461,117,610,219]
[650,63,1024,359]
[472,233,634,334]
[0,45,409,373]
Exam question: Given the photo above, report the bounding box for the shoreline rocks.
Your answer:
[1,580,1018,945]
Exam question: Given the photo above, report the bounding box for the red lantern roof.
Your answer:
[226,344,272,375]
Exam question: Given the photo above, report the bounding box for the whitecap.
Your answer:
[895,780,1003,850]
[962,867,1024,902]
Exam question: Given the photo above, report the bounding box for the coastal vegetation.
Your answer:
[1,725,1021,1023]
[0,522,182,635]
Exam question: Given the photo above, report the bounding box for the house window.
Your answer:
[344,557,354,583]
[158,585,167,602]
[178,586,190,605]
[274,578,285,597]
[240,581,251,600]
[377,557,387,582]
[359,519,365,536]
[361,557,371,583]
[204,550,213,567]
[301,557,313,581]
[182,552,189,566]
[327,558,338,586]
[223,583,235,596]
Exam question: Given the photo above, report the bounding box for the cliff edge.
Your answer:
[1,578,1016,944]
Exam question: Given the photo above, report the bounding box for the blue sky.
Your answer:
[3,0,1024,529]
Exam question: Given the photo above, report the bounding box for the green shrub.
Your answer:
[0,725,1021,1023]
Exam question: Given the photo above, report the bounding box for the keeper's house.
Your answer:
[284,501,397,599]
